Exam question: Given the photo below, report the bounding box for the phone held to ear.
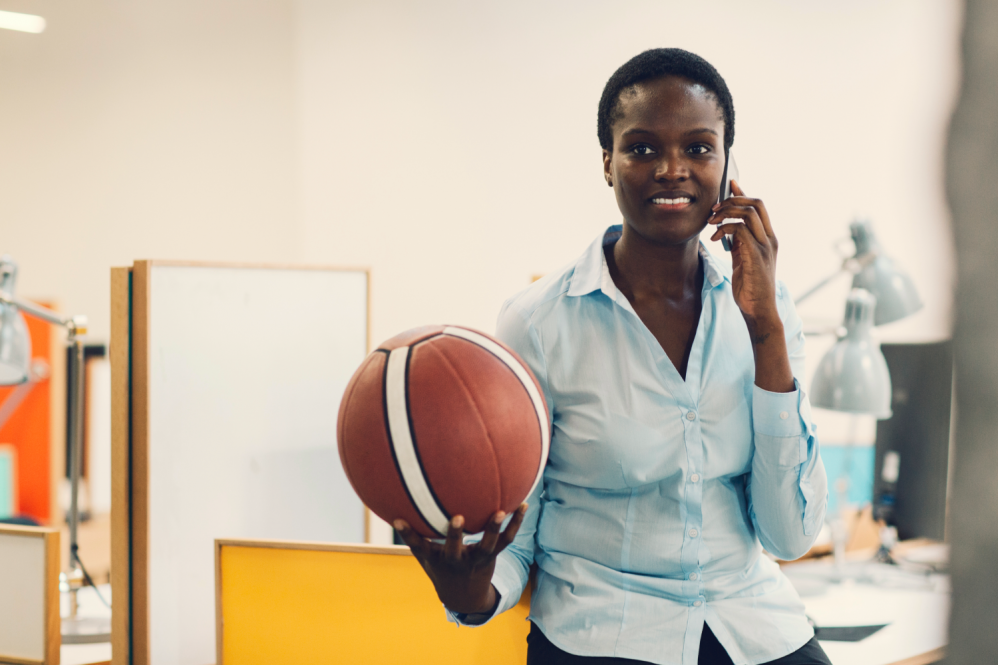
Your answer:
[718,152,740,252]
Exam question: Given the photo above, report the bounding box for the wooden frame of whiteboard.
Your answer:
[110,261,372,665]
[0,524,60,665]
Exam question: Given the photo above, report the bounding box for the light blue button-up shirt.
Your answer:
[450,225,827,665]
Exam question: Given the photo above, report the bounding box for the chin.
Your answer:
[628,217,707,247]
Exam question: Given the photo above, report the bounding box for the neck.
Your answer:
[610,224,703,301]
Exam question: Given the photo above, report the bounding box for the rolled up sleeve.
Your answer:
[747,283,828,561]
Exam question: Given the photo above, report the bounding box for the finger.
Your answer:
[443,515,465,562]
[476,511,506,557]
[708,206,767,245]
[494,503,529,555]
[394,519,430,559]
[728,180,775,238]
[710,221,760,251]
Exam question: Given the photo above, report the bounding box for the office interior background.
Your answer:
[4,0,997,663]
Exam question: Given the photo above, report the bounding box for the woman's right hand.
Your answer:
[394,503,528,615]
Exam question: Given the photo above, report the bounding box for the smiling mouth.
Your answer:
[650,196,694,209]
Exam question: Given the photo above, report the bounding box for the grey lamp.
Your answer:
[795,219,923,326]
[810,288,893,419]
[797,218,921,417]
[0,263,31,384]
[0,256,109,643]
[848,221,922,326]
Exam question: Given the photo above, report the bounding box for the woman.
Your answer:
[397,48,830,665]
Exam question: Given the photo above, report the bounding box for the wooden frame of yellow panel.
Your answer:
[0,524,60,665]
[215,539,531,665]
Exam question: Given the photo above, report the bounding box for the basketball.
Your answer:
[337,325,550,537]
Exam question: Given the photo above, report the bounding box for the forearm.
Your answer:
[745,313,795,393]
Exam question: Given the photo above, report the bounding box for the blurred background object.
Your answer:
[944,0,998,661]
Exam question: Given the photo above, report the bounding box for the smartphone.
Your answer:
[718,152,740,252]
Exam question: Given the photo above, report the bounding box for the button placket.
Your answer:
[680,402,704,597]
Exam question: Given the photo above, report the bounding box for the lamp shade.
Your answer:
[850,220,922,326]
[0,258,31,385]
[811,288,893,419]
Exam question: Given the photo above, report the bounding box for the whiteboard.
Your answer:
[143,264,368,665]
[0,527,55,664]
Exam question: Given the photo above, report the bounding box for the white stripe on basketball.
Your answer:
[442,326,550,499]
[385,346,451,536]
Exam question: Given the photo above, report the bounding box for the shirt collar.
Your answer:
[567,224,729,298]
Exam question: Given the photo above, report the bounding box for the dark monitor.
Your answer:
[873,341,953,541]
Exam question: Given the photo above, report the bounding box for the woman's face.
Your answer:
[603,76,726,247]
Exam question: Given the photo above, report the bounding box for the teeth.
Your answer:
[652,197,691,205]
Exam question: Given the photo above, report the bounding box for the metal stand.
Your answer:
[60,331,111,644]
[0,278,111,643]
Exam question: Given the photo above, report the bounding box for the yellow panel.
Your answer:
[220,545,530,665]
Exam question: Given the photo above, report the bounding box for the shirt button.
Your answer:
[689,572,698,581]
[690,473,700,483]
[694,600,703,607]
[780,411,789,420]
[686,411,696,421]
[689,528,698,538]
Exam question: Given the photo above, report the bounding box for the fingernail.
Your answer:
[393,520,405,531]
[495,512,506,524]
[712,203,721,211]
[452,515,464,528]
[520,503,529,513]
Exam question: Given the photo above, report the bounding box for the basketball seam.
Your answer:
[380,347,437,536]
[432,342,504,510]
[440,326,548,507]
[443,331,546,491]
[404,342,452,526]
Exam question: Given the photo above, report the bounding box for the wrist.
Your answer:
[743,311,784,344]
[445,584,498,615]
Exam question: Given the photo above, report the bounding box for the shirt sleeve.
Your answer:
[747,281,828,561]
[444,297,550,626]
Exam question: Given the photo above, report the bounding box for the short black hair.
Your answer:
[597,48,734,153]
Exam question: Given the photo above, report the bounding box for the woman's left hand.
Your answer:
[707,180,780,325]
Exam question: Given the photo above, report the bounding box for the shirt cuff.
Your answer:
[753,380,807,438]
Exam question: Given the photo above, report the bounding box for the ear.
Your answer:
[602,148,613,187]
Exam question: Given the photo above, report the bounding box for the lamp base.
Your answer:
[62,615,111,644]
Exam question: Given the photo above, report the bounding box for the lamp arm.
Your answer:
[0,289,86,336]
[0,287,88,590]
[794,265,848,305]
[793,252,877,305]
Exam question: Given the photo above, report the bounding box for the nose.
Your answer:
[654,150,689,182]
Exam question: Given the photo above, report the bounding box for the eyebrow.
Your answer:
[621,127,719,137]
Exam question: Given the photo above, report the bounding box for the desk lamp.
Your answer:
[794,222,921,580]
[795,219,922,325]
[810,288,893,418]
[0,256,110,643]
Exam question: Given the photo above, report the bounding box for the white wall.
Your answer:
[3,0,959,348]
[0,0,300,342]
[2,1,960,459]
[294,0,960,351]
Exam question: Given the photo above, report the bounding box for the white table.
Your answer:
[784,561,949,665]
[60,584,112,665]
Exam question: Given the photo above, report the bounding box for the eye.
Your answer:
[688,144,711,155]
[630,144,656,156]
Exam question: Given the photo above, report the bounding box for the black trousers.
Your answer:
[526,622,832,665]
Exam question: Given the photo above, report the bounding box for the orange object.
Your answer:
[0,307,53,523]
